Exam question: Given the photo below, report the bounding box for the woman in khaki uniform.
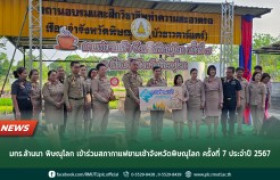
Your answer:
[147,66,167,141]
[204,65,223,138]
[236,67,248,135]
[29,69,42,120]
[185,68,205,138]
[247,72,266,135]
[84,68,98,134]
[172,74,189,140]
[80,65,92,136]
[42,70,65,128]
[91,63,116,134]
[261,73,272,121]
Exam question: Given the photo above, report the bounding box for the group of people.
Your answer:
[11,61,114,138]
[11,59,271,142]
[123,61,271,142]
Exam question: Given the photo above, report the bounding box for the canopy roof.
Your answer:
[254,41,280,55]
[47,0,271,17]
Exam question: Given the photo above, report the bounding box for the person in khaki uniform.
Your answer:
[80,65,87,81]
[147,66,167,141]
[29,69,42,120]
[261,73,272,121]
[204,65,223,138]
[57,66,66,84]
[122,59,143,143]
[64,61,86,138]
[80,65,92,136]
[86,68,98,133]
[247,72,266,135]
[185,68,205,138]
[42,70,64,128]
[57,66,67,137]
[236,67,248,135]
[172,74,189,140]
[91,63,116,134]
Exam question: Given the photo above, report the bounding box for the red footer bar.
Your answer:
[0,120,38,136]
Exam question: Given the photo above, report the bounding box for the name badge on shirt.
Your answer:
[231,81,236,85]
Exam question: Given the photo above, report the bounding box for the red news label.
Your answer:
[0,120,38,136]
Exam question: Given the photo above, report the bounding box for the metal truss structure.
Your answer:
[28,0,43,87]
[220,1,234,77]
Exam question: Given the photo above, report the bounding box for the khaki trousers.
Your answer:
[66,99,84,138]
[150,111,164,140]
[92,101,109,134]
[250,105,264,134]
[124,97,141,141]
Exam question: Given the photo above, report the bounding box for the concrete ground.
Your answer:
[0,108,279,122]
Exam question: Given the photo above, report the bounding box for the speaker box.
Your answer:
[262,116,280,138]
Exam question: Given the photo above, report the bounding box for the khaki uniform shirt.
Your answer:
[91,76,112,103]
[146,77,167,87]
[247,82,266,106]
[122,71,143,102]
[204,77,223,104]
[42,81,64,106]
[237,77,248,103]
[64,74,85,107]
[31,81,42,107]
[83,78,92,104]
[185,79,205,107]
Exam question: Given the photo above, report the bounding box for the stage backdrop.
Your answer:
[0,0,241,44]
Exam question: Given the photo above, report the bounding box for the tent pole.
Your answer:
[23,48,26,68]
[39,0,43,89]
[0,7,28,98]
[256,53,260,65]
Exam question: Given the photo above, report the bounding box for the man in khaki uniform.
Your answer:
[64,61,86,138]
[236,67,248,135]
[147,66,167,141]
[122,59,143,143]
[91,63,116,134]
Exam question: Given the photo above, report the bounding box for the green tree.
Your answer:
[62,54,83,74]
[83,55,101,68]
[252,33,280,81]
[14,58,49,82]
[0,52,10,78]
[48,58,66,71]
[253,33,277,49]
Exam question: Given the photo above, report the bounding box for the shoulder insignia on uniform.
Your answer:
[124,72,130,76]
